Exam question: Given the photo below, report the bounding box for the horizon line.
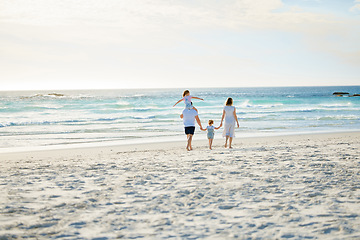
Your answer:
[1,84,360,92]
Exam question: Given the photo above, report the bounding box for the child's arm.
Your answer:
[192,96,204,101]
[215,125,221,130]
[173,98,184,107]
[200,127,207,131]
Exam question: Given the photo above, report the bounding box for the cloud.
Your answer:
[350,0,360,12]
[0,0,340,30]
[1,1,359,56]
[1,0,359,90]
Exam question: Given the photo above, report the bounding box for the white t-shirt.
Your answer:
[224,106,235,125]
[182,108,198,127]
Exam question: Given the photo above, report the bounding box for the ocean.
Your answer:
[1,86,360,152]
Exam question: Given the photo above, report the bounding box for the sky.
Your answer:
[0,0,359,90]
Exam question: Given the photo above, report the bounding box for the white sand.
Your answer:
[1,132,360,239]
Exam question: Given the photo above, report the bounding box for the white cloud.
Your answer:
[350,0,360,12]
[1,0,359,90]
[0,0,339,30]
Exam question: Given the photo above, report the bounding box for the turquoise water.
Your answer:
[1,86,360,152]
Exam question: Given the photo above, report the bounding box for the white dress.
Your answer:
[222,106,236,138]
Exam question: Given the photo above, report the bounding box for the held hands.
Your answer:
[214,122,222,130]
[218,123,222,130]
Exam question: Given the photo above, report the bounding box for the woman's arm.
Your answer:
[233,107,239,128]
[220,109,225,125]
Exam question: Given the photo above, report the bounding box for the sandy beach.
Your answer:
[1,132,360,239]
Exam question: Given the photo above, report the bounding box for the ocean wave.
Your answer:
[20,93,66,99]
[0,119,88,128]
[94,116,158,122]
[133,115,156,120]
[31,104,64,109]
[317,115,360,121]
[115,100,131,107]
[0,121,53,127]
[319,102,353,108]
[259,126,289,130]
[17,92,99,100]
[238,100,284,109]
[132,108,153,112]
[96,117,120,122]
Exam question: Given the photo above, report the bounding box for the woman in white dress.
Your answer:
[220,98,239,148]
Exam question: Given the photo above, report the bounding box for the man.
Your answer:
[180,106,203,151]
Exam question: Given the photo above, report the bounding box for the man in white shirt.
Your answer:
[181,107,203,151]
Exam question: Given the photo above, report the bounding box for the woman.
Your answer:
[220,97,240,148]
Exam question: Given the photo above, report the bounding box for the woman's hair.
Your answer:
[208,120,214,125]
[225,97,233,106]
[183,90,190,97]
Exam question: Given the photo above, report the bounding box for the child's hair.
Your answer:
[225,97,233,106]
[183,90,190,97]
[208,120,214,125]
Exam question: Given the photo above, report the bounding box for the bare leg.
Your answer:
[187,134,193,151]
[187,134,191,151]
[193,106,198,112]
[209,139,213,150]
[189,134,193,150]
[229,137,233,149]
[225,136,229,148]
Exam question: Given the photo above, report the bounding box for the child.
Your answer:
[201,120,222,150]
[173,90,204,112]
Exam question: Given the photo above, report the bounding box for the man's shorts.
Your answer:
[184,126,195,135]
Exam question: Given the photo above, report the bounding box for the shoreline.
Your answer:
[2,86,360,156]
[1,130,360,159]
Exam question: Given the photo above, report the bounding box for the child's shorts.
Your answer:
[207,132,214,139]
